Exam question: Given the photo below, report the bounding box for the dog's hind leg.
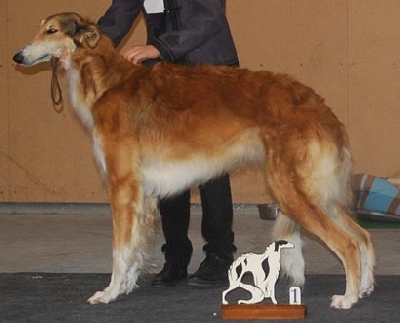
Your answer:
[333,207,375,297]
[223,257,252,304]
[272,214,305,287]
[274,187,361,308]
[237,284,265,305]
[266,155,362,308]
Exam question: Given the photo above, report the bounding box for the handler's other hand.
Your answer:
[121,45,160,65]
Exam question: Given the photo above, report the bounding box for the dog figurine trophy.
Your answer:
[221,240,307,320]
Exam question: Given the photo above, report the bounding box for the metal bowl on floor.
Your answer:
[257,203,280,220]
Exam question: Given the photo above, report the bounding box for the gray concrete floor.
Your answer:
[0,203,399,276]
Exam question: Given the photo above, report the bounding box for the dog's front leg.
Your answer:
[88,147,146,304]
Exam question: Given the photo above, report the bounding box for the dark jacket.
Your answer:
[98,0,239,66]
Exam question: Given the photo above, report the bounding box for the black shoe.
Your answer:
[151,261,188,287]
[188,253,233,287]
[152,242,192,287]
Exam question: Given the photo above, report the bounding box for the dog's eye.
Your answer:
[45,28,58,34]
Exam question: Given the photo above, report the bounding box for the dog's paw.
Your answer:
[330,294,358,309]
[87,290,116,305]
[359,284,374,298]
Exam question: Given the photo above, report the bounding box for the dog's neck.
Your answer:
[61,36,139,129]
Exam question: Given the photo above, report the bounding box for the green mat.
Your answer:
[357,218,400,229]
[355,210,400,228]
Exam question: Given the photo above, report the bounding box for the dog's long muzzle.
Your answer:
[12,45,52,67]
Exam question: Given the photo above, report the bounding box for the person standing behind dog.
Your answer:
[98,0,239,287]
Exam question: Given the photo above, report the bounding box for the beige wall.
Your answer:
[1,0,399,203]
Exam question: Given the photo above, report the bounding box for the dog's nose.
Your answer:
[12,52,24,64]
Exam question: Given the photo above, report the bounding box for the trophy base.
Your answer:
[221,303,307,320]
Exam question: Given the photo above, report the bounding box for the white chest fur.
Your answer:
[67,68,94,128]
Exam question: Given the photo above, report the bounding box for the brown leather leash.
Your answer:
[50,57,63,113]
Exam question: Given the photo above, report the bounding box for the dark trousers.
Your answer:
[159,174,236,261]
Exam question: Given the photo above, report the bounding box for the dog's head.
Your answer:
[274,240,294,252]
[13,12,100,66]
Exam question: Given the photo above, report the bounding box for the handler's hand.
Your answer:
[121,45,160,65]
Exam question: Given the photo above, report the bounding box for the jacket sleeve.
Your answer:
[150,0,226,62]
[97,0,144,46]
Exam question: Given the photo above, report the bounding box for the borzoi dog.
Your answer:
[13,12,375,309]
[222,240,294,305]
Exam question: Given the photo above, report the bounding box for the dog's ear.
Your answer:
[73,23,101,49]
[51,13,101,49]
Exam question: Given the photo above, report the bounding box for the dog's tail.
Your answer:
[272,214,305,286]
